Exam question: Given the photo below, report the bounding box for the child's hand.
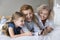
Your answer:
[41,27,53,35]
[41,28,48,35]
[46,27,53,33]
[24,32,32,36]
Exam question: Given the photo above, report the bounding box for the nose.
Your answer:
[41,14,44,18]
[23,21,25,24]
[27,14,30,18]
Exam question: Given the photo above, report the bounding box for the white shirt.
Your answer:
[35,13,54,29]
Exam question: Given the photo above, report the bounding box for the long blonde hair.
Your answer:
[9,12,25,22]
[37,4,54,21]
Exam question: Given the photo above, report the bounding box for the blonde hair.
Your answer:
[10,12,25,22]
[37,4,54,21]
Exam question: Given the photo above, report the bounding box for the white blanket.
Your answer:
[0,26,60,40]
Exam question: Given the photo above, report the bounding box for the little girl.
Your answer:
[8,12,32,38]
[36,4,54,35]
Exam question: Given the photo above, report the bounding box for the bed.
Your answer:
[0,16,60,40]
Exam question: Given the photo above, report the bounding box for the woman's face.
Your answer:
[22,9,33,22]
[39,9,49,20]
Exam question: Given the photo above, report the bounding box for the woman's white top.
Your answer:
[35,13,54,29]
[25,21,41,36]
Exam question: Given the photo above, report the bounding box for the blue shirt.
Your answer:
[8,22,22,35]
[25,21,40,32]
[25,21,41,36]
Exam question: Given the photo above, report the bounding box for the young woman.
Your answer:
[8,12,32,38]
[20,4,41,36]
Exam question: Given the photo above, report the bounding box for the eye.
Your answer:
[29,13,32,14]
[20,20,23,22]
[25,14,28,16]
[44,13,48,16]
[40,13,42,14]
[21,20,25,22]
[40,12,43,15]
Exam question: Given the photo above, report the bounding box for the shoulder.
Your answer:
[46,19,54,28]
[8,22,15,28]
[46,19,53,24]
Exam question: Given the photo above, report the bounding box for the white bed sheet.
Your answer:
[0,25,60,40]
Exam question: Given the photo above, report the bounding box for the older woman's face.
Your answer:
[39,9,49,20]
[22,9,33,22]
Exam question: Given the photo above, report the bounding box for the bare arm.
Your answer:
[46,26,53,33]
[41,27,53,35]
[20,30,24,34]
[8,27,32,38]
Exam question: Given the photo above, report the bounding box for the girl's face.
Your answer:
[39,9,49,20]
[22,9,33,22]
[14,17,25,27]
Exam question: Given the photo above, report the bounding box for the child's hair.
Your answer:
[10,12,25,22]
[2,23,9,36]
[37,4,54,20]
[37,4,50,15]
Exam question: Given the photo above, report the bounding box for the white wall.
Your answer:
[53,0,60,25]
[0,0,48,16]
